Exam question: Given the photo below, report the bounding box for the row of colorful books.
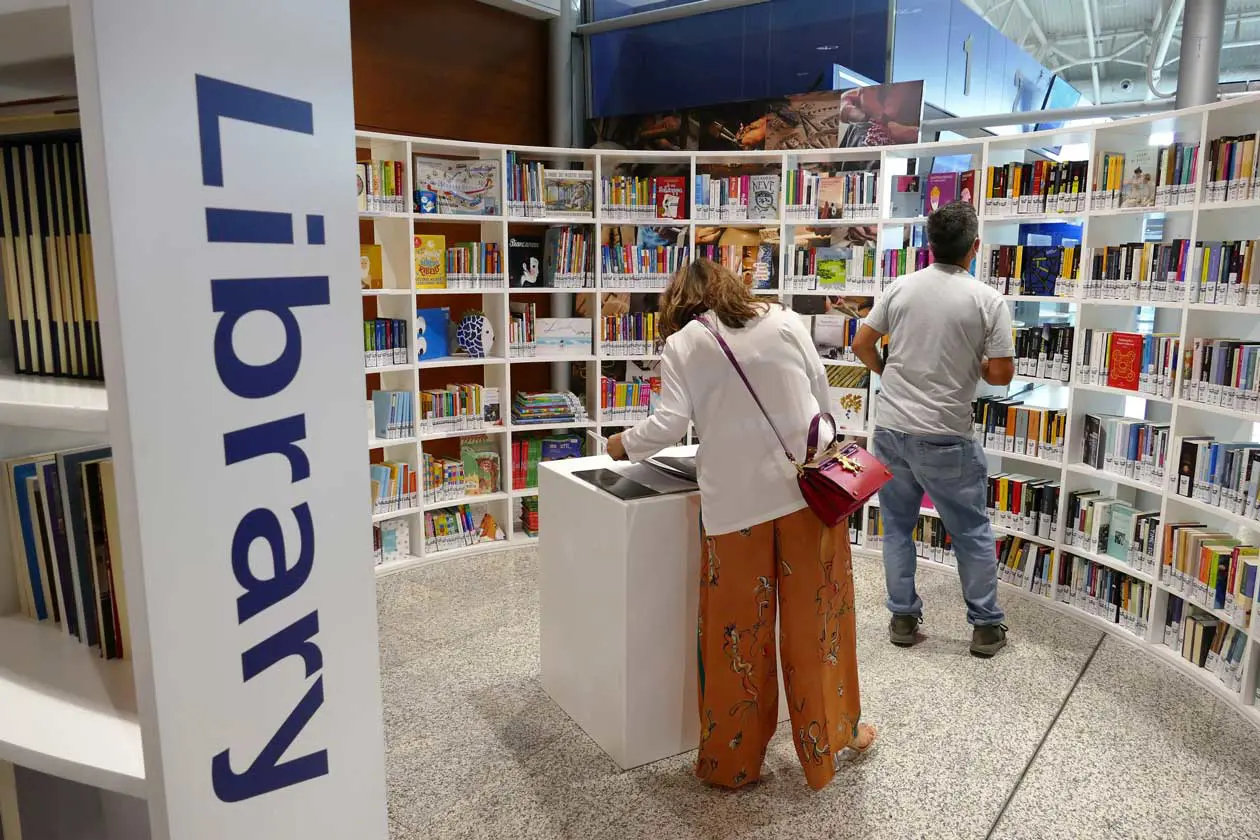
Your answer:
[984,160,1086,215]
[602,313,658,357]
[1056,554,1151,638]
[782,168,879,220]
[1165,596,1246,694]
[1080,415,1171,487]
[974,398,1067,461]
[1062,491,1160,577]
[371,390,416,440]
[881,245,935,278]
[1181,337,1260,413]
[997,536,1055,593]
[1205,134,1258,203]
[412,156,501,216]
[356,158,407,214]
[370,460,418,516]
[0,137,104,380]
[511,433,583,490]
[508,302,535,357]
[424,505,505,554]
[1173,436,1260,523]
[600,244,688,286]
[6,446,128,658]
[421,436,502,503]
[888,170,979,219]
[600,376,660,424]
[694,174,779,221]
[978,245,1082,296]
[1091,143,1199,210]
[418,384,501,433]
[1011,324,1073,382]
[414,236,504,289]
[364,318,408,368]
[1075,240,1191,302]
[987,473,1061,540]
[599,175,686,220]
[1187,239,1260,307]
[511,391,588,426]
[518,496,539,538]
[786,245,878,289]
[1161,523,1257,626]
[698,243,777,289]
[1074,330,1180,398]
[505,153,593,219]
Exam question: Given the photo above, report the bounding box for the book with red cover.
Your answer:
[1106,332,1144,391]
[960,170,978,208]
[654,176,686,219]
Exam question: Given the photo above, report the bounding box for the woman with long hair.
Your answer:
[606,260,876,790]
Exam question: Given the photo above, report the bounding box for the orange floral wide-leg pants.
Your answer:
[694,507,861,791]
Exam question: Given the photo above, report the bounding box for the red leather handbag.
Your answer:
[699,318,893,527]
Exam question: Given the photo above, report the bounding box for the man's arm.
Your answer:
[981,357,1015,386]
[853,323,885,377]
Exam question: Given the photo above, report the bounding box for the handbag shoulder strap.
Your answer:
[696,316,796,465]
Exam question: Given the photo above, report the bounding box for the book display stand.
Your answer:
[0,2,388,839]
[366,95,1260,728]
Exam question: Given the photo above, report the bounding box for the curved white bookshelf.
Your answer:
[354,98,1260,729]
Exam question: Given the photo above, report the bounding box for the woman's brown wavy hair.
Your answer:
[657,259,768,342]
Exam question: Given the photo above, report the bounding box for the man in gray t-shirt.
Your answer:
[853,202,1015,658]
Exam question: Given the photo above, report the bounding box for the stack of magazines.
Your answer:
[511,391,589,426]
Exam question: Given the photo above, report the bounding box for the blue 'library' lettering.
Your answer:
[195,73,332,803]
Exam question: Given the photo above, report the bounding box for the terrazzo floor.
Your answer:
[378,547,1260,840]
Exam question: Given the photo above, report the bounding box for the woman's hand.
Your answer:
[606,433,628,461]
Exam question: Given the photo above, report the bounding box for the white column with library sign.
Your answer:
[356,96,1260,729]
[0,1,388,839]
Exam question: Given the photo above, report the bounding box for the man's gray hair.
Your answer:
[927,201,979,264]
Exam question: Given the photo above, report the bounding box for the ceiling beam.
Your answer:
[1081,0,1102,104]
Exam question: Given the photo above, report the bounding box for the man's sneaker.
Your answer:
[970,624,1008,658]
[889,614,921,647]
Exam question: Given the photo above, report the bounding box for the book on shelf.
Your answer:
[415,308,450,362]
[979,244,1081,297]
[373,519,410,567]
[1181,337,1260,411]
[809,313,861,364]
[1094,143,1197,210]
[460,436,502,495]
[1165,595,1247,691]
[601,243,688,288]
[599,175,687,221]
[1207,133,1259,202]
[518,496,540,538]
[6,447,132,659]
[786,245,876,292]
[358,158,406,213]
[1079,414,1171,485]
[1075,329,1178,397]
[694,174,778,221]
[824,364,869,429]
[371,390,416,440]
[1010,324,1073,381]
[511,391,588,425]
[602,312,658,357]
[995,535,1052,590]
[1189,240,1260,307]
[536,318,593,356]
[881,246,933,279]
[364,317,409,368]
[370,460,417,515]
[923,172,958,214]
[1172,434,1260,519]
[1057,554,1150,635]
[544,226,593,288]
[600,375,658,424]
[984,160,1086,215]
[508,301,536,357]
[543,169,595,219]
[696,243,777,290]
[419,383,500,433]
[747,174,780,220]
[512,433,584,490]
[415,234,446,289]
[889,175,922,218]
[973,398,1066,460]
[986,473,1060,540]
[445,241,503,288]
[424,505,504,553]
[0,137,103,380]
[782,169,878,220]
[412,156,501,216]
[361,244,383,289]
[508,235,544,288]
[1119,148,1157,209]
[505,152,550,217]
[1082,239,1191,302]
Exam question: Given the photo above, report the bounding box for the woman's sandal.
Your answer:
[835,723,879,763]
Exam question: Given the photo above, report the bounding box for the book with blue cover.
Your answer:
[416,307,451,361]
[57,446,111,649]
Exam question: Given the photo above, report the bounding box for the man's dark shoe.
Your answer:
[889,614,921,647]
[970,623,1008,658]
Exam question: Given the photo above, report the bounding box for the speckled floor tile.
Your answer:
[989,634,1260,840]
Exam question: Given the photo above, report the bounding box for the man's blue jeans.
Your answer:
[871,427,1005,627]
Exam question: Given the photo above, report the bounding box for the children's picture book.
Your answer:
[655,176,687,219]
[1120,148,1157,208]
[414,234,446,289]
[360,244,383,289]
[543,169,594,218]
[508,235,544,288]
[415,307,451,361]
[536,318,594,355]
[460,436,502,495]
[924,172,959,213]
[748,174,780,220]
[412,156,501,216]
